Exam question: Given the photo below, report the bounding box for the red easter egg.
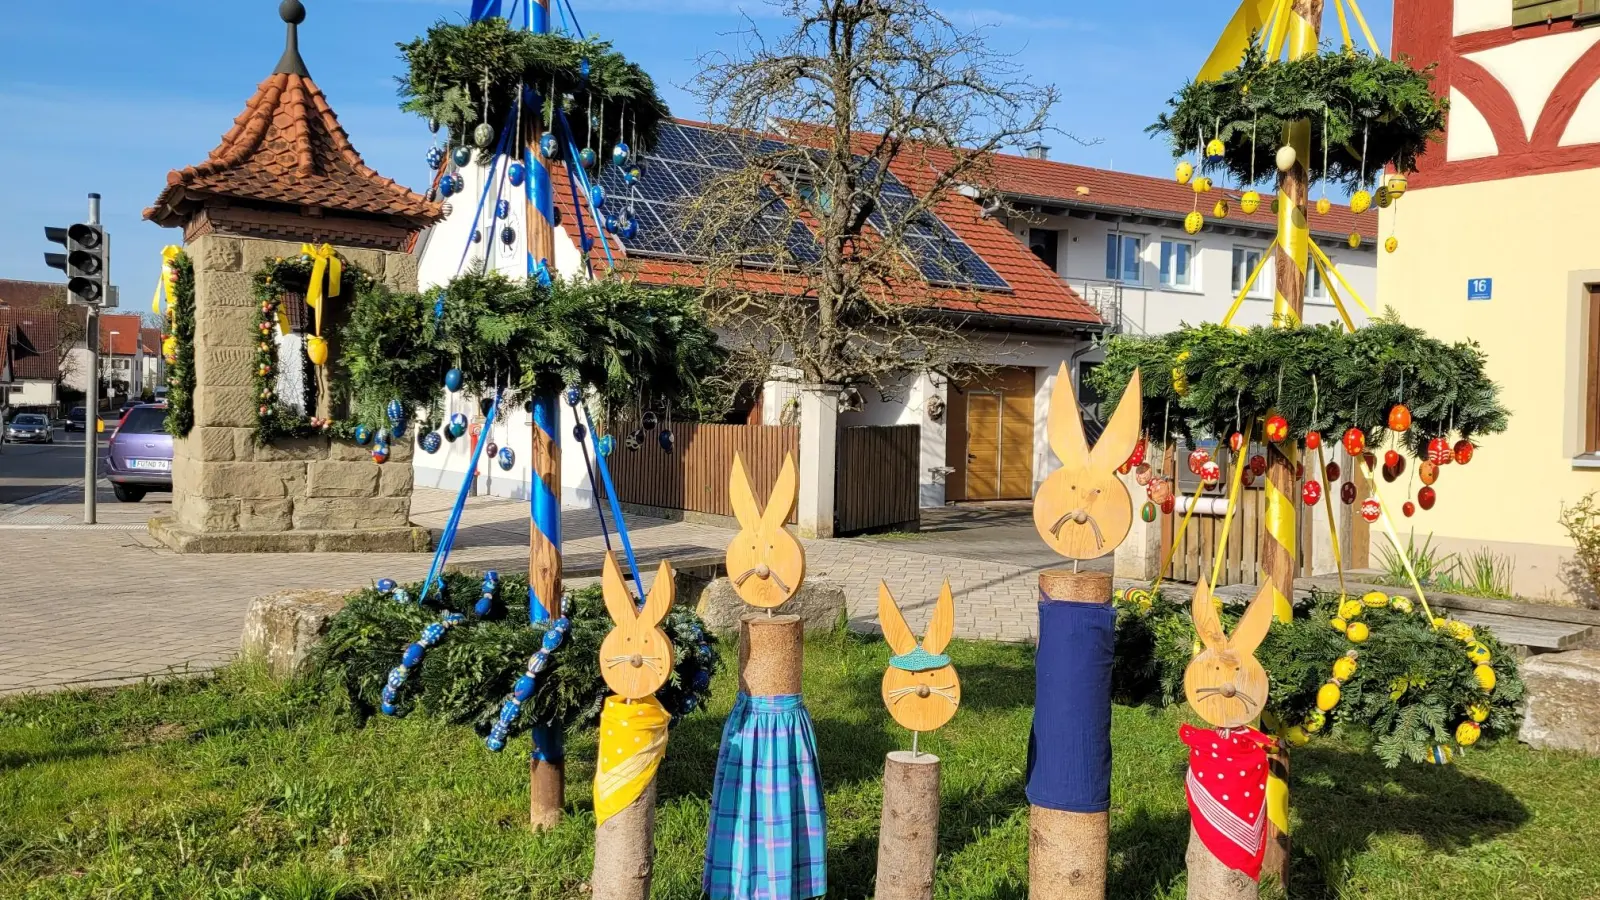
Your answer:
[1131,437,1148,466]
[1189,447,1212,475]
[1230,432,1245,452]
[1266,415,1289,443]
[1388,404,1412,433]
[1418,485,1437,510]
[1428,437,1452,466]
[1453,440,1474,465]
[1305,430,1322,450]
[1250,454,1267,476]
[1325,461,1341,481]
[1200,459,1222,485]
[1302,480,1322,506]
[1343,427,1366,455]
[1360,498,1381,523]
[1242,469,1256,488]
[1161,496,1176,515]
[1341,481,1357,505]
[1419,461,1439,485]
[1402,501,1416,517]
[1384,449,1401,468]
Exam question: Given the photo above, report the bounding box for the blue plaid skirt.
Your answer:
[703,693,827,900]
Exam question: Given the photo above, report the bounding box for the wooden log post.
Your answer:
[1186,825,1258,900]
[528,392,564,831]
[876,751,941,900]
[1029,570,1113,900]
[592,765,659,900]
[740,613,804,696]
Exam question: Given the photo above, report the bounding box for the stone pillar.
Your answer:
[1114,468,1160,580]
[796,383,838,538]
[152,234,431,553]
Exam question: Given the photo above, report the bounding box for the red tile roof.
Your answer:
[144,19,439,230]
[0,280,81,382]
[978,152,1378,239]
[548,120,1102,328]
[99,315,145,355]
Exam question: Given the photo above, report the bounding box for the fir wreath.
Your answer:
[310,572,721,737]
[163,252,197,438]
[398,17,669,154]
[1150,43,1448,187]
[1088,314,1509,459]
[1111,587,1523,766]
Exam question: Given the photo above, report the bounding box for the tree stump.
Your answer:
[1185,824,1258,900]
[740,613,804,696]
[591,778,658,900]
[875,750,941,900]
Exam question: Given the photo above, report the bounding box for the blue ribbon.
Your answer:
[419,389,502,604]
[453,123,512,280]
[469,0,503,21]
[555,109,618,271]
[581,402,644,596]
[527,393,561,624]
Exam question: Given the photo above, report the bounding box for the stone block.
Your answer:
[315,527,433,553]
[195,270,262,310]
[236,239,307,275]
[378,463,414,498]
[177,495,242,532]
[195,300,260,346]
[694,577,846,634]
[255,436,332,462]
[328,439,375,462]
[307,460,381,498]
[1519,650,1600,755]
[191,234,243,273]
[239,589,349,679]
[383,252,420,291]
[196,346,258,387]
[336,247,386,276]
[194,386,260,428]
[239,499,295,532]
[196,461,305,500]
[191,427,238,462]
[294,496,409,531]
[232,429,257,462]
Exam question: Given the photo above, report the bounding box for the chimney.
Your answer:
[1025,144,1050,160]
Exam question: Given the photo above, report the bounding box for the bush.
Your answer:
[1559,492,1600,603]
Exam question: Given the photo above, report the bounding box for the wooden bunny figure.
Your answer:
[727,451,806,609]
[1181,578,1279,894]
[599,552,675,699]
[878,580,961,735]
[1032,364,1143,560]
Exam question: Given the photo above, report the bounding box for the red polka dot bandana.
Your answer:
[1180,724,1275,880]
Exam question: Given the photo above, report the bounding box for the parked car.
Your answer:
[65,406,87,432]
[4,413,53,444]
[105,404,172,502]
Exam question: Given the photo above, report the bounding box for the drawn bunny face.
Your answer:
[599,553,675,699]
[1032,364,1143,560]
[727,451,806,609]
[1184,578,1273,729]
[879,581,961,733]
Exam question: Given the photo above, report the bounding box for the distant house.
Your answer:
[0,280,81,414]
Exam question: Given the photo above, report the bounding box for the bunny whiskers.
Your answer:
[1049,508,1106,550]
[733,564,792,595]
[886,684,958,705]
[604,653,665,675]
[1194,684,1258,706]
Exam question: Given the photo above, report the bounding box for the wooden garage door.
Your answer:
[957,367,1036,501]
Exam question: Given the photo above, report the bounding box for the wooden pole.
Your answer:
[739,613,804,696]
[1029,570,1112,900]
[875,751,941,900]
[592,777,659,900]
[528,392,564,830]
[1185,825,1258,900]
[1259,0,1323,887]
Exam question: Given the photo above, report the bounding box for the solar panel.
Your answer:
[588,122,1008,291]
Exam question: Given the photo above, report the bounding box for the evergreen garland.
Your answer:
[1150,43,1447,186]
[1112,587,1524,766]
[163,252,197,438]
[1088,313,1509,459]
[398,18,669,153]
[310,572,721,738]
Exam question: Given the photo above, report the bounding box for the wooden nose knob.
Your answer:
[917,684,930,698]
[629,654,643,668]
[755,564,770,577]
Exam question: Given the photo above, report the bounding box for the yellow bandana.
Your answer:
[594,695,670,825]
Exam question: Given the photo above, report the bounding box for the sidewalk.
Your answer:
[0,487,1063,695]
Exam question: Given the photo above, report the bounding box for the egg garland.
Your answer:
[474,570,500,617]
[486,597,574,752]
[381,610,469,715]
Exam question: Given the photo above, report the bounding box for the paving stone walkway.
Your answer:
[0,486,1074,696]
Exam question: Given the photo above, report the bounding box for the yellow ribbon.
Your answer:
[152,245,182,316]
[1209,424,1258,590]
[1357,458,1439,625]
[300,243,342,337]
[1220,238,1278,329]
[1152,474,1210,596]
[594,695,670,825]
[1312,253,1359,334]
[1198,0,1281,80]
[1309,241,1374,318]
[1333,0,1354,51]
[1345,0,1381,55]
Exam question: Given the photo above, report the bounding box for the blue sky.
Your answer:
[0,0,1391,297]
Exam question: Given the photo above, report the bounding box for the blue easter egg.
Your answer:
[591,185,606,209]
[659,429,674,452]
[386,669,407,689]
[693,669,712,690]
[381,702,399,716]
[498,446,515,470]
[579,57,591,79]
[530,653,550,674]
[393,588,411,604]
[354,425,372,446]
[402,643,424,667]
[619,218,638,240]
[485,570,499,583]
[513,675,536,701]
[499,704,519,726]
[474,597,492,617]
[495,199,510,219]
[452,146,473,167]
[508,161,526,186]
[448,412,468,438]
[472,228,483,244]
[444,368,464,392]
[422,623,445,644]
[439,176,456,198]
[376,578,396,593]
[564,385,582,407]
[611,142,631,167]
[581,234,594,253]
[420,431,442,454]
[426,146,444,170]
[501,225,517,246]
[598,434,615,456]
[486,735,506,752]
[578,147,598,170]
[542,630,562,651]
[539,133,560,160]
[604,214,618,234]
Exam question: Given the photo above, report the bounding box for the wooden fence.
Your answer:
[836,425,921,534]
[605,421,799,522]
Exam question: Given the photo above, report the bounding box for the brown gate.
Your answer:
[836,424,921,534]
[604,422,799,522]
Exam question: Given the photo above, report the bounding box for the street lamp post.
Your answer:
[107,330,119,407]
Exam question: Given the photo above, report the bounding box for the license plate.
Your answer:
[129,459,170,471]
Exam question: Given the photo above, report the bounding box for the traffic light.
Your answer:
[44,223,107,305]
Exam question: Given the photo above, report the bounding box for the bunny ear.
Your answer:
[601,551,638,625]
[877,582,919,656]
[1191,577,1227,652]
[729,452,763,531]
[1230,582,1276,657]
[921,581,956,655]
[1088,368,1142,473]
[763,453,799,531]
[1047,362,1091,468]
[639,559,675,627]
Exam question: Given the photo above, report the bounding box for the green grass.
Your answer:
[3,634,1599,899]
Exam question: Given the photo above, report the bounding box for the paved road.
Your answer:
[0,427,106,505]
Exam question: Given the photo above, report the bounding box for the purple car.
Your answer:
[106,403,172,502]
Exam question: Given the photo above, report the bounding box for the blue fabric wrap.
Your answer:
[529,723,564,763]
[1025,594,1116,813]
[469,0,502,22]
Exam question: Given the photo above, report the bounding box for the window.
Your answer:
[1514,0,1589,27]
[1308,259,1327,301]
[1030,228,1060,271]
[1159,240,1195,288]
[1105,233,1143,282]
[118,406,169,435]
[1232,247,1271,297]
[1587,287,1600,454]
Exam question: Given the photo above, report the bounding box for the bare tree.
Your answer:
[678,0,1061,391]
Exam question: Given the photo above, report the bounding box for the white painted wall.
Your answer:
[1014,215,1377,335]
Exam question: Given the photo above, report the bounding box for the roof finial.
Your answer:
[274,0,310,77]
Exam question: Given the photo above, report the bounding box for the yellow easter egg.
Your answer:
[1455,721,1481,746]
[1330,616,1348,633]
[1316,682,1342,711]
[1347,621,1370,643]
[1338,598,1364,620]
[1240,190,1261,214]
[1467,642,1491,664]
[1205,138,1226,159]
[1286,726,1310,747]
[1468,703,1489,723]
[306,335,329,366]
[1428,744,1453,765]
[1474,664,1497,692]
[1376,186,1392,208]
[1316,197,1331,215]
[1305,709,1327,733]
[1348,232,1362,249]
[1362,591,1390,608]
[1213,200,1229,218]
[1350,190,1372,214]
[1384,236,1398,253]
[1449,621,1475,642]
[1386,174,1408,198]
[1432,617,1448,629]
[1391,596,1414,614]
[1175,161,1194,185]
[1333,655,1358,681]
[1184,211,1204,234]
[1192,176,1212,194]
